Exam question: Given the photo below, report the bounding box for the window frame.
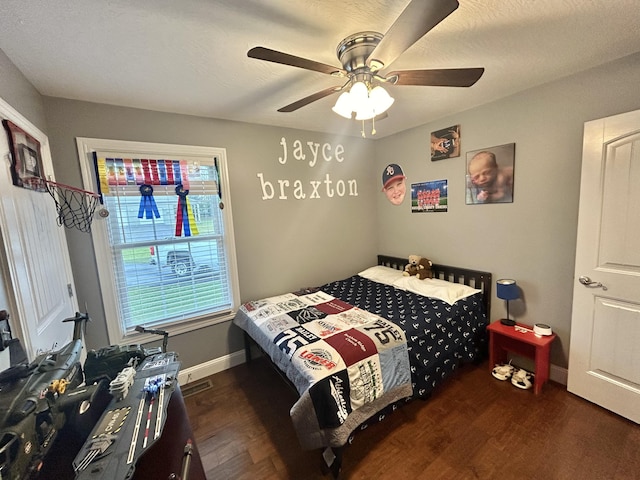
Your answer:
[76,137,240,345]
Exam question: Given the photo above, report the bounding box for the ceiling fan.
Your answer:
[247,0,484,121]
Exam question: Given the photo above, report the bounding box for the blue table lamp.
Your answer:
[497,279,519,326]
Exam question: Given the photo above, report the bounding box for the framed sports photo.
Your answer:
[411,179,448,213]
[2,119,46,191]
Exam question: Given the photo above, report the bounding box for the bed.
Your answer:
[233,254,491,474]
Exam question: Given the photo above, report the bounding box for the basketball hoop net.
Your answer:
[45,180,101,233]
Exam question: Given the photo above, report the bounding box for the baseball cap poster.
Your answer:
[381,163,406,206]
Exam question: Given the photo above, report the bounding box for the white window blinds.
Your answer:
[95,153,233,332]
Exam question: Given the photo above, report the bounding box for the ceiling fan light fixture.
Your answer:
[332,81,394,121]
[332,91,354,118]
[369,85,395,114]
[354,106,376,121]
[349,81,369,109]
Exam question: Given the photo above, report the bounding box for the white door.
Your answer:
[567,108,640,423]
[0,97,79,360]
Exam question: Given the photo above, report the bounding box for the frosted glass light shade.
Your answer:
[355,103,376,120]
[349,82,369,110]
[331,82,394,120]
[369,85,395,114]
[332,91,353,118]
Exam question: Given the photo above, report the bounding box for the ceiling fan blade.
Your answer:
[248,47,346,76]
[277,86,343,112]
[387,67,484,87]
[367,0,459,71]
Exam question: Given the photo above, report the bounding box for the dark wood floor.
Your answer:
[184,358,640,480]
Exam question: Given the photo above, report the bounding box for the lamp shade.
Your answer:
[496,279,519,300]
[369,85,395,113]
[333,82,395,121]
[349,81,369,110]
[332,91,353,118]
[354,102,376,120]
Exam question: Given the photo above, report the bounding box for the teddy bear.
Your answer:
[403,254,434,280]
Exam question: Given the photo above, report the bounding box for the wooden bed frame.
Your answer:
[241,255,492,478]
[377,254,492,314]
[243,254,492,370]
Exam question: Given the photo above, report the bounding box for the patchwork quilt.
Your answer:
[233,274,487,450]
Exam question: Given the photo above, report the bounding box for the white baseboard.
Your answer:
[550,364,568,386]
[179,351,569,389]
[178,349,245,386]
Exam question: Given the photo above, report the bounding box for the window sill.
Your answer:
[125,309,237,344]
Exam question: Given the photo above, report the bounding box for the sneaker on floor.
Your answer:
[511,368,534,389]
[491,363,514,381]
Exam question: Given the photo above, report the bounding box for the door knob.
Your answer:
[579,275,607,290]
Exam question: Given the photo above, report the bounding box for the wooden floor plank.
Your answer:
[185,358,640,479]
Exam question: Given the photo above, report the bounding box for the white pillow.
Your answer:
[393,275,480,305]
[358,265,406,287]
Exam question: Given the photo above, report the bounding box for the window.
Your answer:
[76,138,239,344]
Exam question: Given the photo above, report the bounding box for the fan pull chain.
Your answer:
[360,118,378,138]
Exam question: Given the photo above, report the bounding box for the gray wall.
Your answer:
[374,52,640,368]
[41,98,378,367]
[0,49,47,133]
[4,44,640,372]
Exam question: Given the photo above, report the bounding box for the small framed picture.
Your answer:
[430,125,460,161]
[2,119,46,191]
[411,179,448,213]
[466,143,515,204]
[20,144,41,177]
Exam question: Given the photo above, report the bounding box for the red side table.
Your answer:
[487,321,557,394]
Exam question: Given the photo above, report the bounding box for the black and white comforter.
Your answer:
[233,274,487,450]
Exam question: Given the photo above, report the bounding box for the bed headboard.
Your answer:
[377,254,492,314]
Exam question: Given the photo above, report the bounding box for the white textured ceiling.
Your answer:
[1,0,640,138]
